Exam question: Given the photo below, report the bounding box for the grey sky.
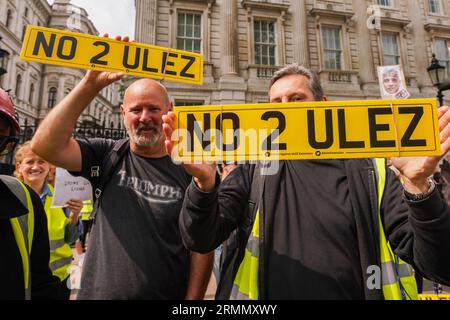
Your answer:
[48,0,135,38]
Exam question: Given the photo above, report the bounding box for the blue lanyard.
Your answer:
[394,255,407,300]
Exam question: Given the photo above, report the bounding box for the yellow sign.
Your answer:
[172,99,441,162]
[20,25,203,85]
[419,294,450,300]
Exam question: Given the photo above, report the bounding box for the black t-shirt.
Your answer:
[75,139,192,299]
[263,160,365,299]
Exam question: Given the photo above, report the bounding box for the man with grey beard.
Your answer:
[31,36,213,300]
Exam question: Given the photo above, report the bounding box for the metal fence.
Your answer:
[0,119,127,175]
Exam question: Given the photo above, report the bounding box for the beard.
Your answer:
[125,121,163,148]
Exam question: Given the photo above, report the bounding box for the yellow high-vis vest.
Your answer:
[43,184,73,281]
[81,200,93,221]
[374,158,418,300]
[231,159,418,300]
[2,176,35,300]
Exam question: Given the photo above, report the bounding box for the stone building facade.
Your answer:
[0,0,122,127]
[134,0,450,105]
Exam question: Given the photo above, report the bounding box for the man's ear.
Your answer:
[169,101,174,112]
[322,96,328,101]
[120,104,125,115]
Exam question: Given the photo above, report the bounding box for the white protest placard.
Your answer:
[51,168,93,208]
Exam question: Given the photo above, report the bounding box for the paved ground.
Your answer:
[69,247,217,300]
[68,246,446,300]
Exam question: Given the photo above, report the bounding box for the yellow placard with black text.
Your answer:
[419,294,450,300]
[172,99,441,162]
[20,25,203,85]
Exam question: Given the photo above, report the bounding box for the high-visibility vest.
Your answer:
[43,184,73,281]
[231,159,419,300]
[2,175,34,300]
[374,158,418,300]
[81,200,93,221]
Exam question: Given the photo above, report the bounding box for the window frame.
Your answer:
[320,25,344,70]
[253,18,277,66]
[377,0,394,8]
[248,14,285,67]
[48,87,57,109]
[381,31,401,66]
[5,9,13,28]
[434,38,450,78]
[428,0,443,15]
[15,74,22,98]
[28,83,35,105]
[169,1,211,61]
[174,100,205,107]
[176,11,203,54]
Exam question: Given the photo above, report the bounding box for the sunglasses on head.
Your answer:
[0,135,19,156]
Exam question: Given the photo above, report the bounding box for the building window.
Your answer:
[15,75,22,97]
[6,10,13,28]
[321,26,342,70]
[29,83,35,104]
[382,32,400,65]
[378,0,392,6]
[176,12,202,53]
[175,100,205,107]
[254,20,276,66]
[22,25,26,41]
[48,87,57,108]
[429,0,442,14]
[24,8,29,18]
[435,39,450,77]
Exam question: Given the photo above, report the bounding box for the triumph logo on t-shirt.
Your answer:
[118,170,183,203]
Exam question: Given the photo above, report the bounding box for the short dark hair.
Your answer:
[270,64,324,101]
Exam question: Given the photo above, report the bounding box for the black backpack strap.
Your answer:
[91,138,130,220]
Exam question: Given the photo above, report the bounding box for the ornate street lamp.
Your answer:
[427,53,450,107]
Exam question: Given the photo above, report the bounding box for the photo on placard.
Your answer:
[377,65,411,100]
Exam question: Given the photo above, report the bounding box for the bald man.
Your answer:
[31,66,213,300]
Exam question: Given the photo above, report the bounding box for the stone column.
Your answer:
[39,74,48,116]
[292,0,309,66]
[135,0,157,44]
[219,0,246,104]
[220,0,239,76]
[57,75,65,102]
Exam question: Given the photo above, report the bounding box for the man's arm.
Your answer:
[382,167,450,285]
[31,36,127,172]
[390,106,450,194]
[179,165,254,253]
[164,111,253,253]
[185,252,214,300]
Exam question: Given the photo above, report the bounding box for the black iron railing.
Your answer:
[0,119,127,175]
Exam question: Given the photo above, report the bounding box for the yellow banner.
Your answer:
[20,25,203,85]
[419,294,450,300]
[172,99,441,162]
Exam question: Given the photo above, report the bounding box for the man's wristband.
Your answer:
[403,177,436,201]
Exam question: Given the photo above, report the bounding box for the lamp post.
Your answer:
[427,53,450,107]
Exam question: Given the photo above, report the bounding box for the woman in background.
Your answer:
[15,141,83,299]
